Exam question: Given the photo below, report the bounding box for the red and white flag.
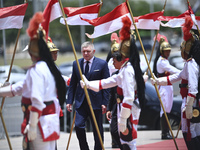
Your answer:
[0,3,28,30]
[82,2,163,39]
[133,11,163,30]
[42,0,62,39]
[188,5,197,26]
[82,2,132,39]
[159,12,187,28]
[159,8,199,29]
[60,3,101,25]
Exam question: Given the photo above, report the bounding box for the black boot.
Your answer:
[191,137,200,150]
[183,132,192,149]
[161,114,172,140]
[122,144,131,150]
[75,126,89,150]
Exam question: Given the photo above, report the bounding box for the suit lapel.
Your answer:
[87,57,97,78]
[79,58,84,76]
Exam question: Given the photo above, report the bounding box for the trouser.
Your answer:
[29,126,56,150]
[110,103,123,149]
[161,113,170,135]
[183,133,200,150]
[75,99,103,150]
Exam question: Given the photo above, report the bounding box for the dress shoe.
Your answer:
[162,133,173,140]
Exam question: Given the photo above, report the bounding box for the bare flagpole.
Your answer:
[57,0,105,149]
[126,0,179,149]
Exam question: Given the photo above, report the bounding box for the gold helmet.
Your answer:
[159,37,171,53]
[180,36,195,55]
[119,16,132,58]
[120,39,131,57]
[47,37,59,52]
[110,33,120,54]
[180,16,197,59]
[27,12,46,57]
[111,40,120,54]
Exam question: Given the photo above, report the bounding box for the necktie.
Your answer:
[85,61,89,75]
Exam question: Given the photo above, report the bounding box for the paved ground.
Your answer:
[0,130,184,150]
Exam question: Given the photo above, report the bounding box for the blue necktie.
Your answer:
[85,61,89,75]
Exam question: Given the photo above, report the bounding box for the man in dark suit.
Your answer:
[66,41,110,150]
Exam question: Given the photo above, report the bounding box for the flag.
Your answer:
[0,3,28,30]
[188,5,197,26]
[159,12,188,28]
[133,11,164,30]
[82,2,132,39]
[153,33,168,42]
[82,2,163,39]
[42,0,62,39]
[60,3,101,25]
[159,8,198,29]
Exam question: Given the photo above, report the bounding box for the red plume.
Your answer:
[26,12,44,39]
[119,16,131,41]
[111,33,120,43]
[154,33,168,43]
[182,16,193,41]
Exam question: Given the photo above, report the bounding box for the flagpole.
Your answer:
[66,111,76,150]
[126,1,179,150]
[146,0,167,74]
[57,1,105,150]
[186,0,200,35]
[91,0,103,43]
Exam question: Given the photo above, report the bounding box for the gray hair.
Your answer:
[81,41,94,51]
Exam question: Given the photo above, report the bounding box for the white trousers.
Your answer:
[29,126,56,150]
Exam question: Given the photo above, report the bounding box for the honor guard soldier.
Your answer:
[0,12,67,150]
[153,35,180,139]
[151,16,200,150]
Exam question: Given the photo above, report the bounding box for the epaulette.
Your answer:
[186,57,192,62]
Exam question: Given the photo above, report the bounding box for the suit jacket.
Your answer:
[67,57,110,110]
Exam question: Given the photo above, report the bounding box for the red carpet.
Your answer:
[137,138,187,150]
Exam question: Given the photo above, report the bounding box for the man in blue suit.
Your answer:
[66,41,110,150]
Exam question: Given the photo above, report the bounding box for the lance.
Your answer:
[66,111,76,150]
[146,0,167,74]
[175,121,181,138]
[186,0,200,35]
[126,0,179,149]
[58,0,105,150]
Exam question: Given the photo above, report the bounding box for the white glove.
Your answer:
[143,72,148,82]
[118,106,131,133]
[24,111,39,141]
[150,73,168,86]
[80,75,100,92]
[0,86,13,97]
[185,96,194,119]
[0,82,10,87]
